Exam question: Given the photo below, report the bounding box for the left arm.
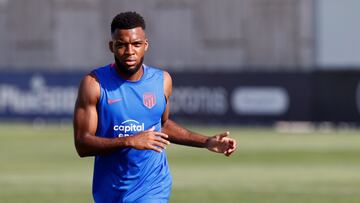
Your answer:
[161,71,237,156]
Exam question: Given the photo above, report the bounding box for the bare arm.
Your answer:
[73,74,170,157]
[161,71,237,156]
[162,119,207,147]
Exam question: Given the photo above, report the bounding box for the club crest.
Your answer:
[143,92,156,109]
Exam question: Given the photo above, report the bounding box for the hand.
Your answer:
[128,127,170,153]
[205,131,237,156]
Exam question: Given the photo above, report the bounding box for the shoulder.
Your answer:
[77,73,100,105]
[144,65,172,81]
[144,65,163,77]
[81,73,99,87]
[163,70,172,99]
[91,64,111,79]
[163,70,172,85]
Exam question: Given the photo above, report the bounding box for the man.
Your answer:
[73,11,237,203]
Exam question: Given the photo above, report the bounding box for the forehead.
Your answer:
[112,27,146,41]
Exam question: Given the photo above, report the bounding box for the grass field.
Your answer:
[0,123,360,203]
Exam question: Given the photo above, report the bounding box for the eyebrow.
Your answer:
[113,39,144,43]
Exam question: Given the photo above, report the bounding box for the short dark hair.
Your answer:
[111,11,146,34]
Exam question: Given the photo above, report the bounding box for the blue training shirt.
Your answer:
[91,63,172,203]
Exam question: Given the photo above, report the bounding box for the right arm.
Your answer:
[73,74,170,157]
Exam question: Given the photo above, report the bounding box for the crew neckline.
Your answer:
[110,63,147,84]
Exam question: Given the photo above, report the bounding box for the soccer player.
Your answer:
[73,11,237,203]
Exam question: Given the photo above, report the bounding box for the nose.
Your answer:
[125,44,135,55]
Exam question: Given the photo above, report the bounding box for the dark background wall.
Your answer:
[1,70,359,123]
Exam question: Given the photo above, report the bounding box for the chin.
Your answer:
[114,57,143,76]
[121,64,141,76]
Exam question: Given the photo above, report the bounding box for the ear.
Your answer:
[144,39,149,52]
[109,41,114,53]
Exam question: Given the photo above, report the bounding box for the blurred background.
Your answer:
[0,0,360,124]
[0,0,360,203]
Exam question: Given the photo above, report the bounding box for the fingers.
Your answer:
[225,147,236,156]
[154,135,171,145]
[148,138,170,153]
[149,145,163,153]
[218,131,230,140]
[146,126,156,132]
[153,131,169,139]
[224,138,237,157]
[145,126,169,139]
[131,128,171,153]
[145,130,170,153]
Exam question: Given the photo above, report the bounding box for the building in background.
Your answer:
[0,0,316,71]
[1,0,359,71]
[0,0,359,124]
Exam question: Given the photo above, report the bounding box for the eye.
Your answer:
[116,43,125,48]
[133,42,142,47]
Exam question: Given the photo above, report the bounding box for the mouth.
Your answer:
[124,59,137,66]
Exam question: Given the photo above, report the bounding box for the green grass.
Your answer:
[1,123,360,203]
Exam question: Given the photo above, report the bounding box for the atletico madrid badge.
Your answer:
[143,92,156,109]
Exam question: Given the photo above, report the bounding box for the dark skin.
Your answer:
[73,27,237,157]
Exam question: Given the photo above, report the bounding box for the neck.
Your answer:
[114,64,144,81]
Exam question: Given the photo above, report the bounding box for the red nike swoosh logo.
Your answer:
[108,98,122,104]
